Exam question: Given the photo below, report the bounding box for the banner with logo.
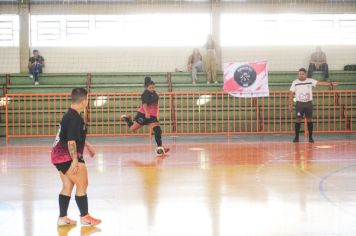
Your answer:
[223,61,269,98]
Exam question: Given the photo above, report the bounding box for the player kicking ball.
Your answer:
[121,76,169,156]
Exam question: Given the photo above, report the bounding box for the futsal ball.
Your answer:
[156,147,165,156]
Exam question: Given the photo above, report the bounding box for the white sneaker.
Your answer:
[207,81,210,84]
[156,147,170,156]
[57,216,77,226]
[156,147,165,156]
[120,114,131,120]
[214,81,218,84]
[192,81,196,84]
[35,81,39,85]
[29,75,34,80]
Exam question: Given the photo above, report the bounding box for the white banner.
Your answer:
[223,61,269,98]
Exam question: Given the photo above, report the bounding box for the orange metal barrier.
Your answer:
[5,93,71,139]
[5,90,355,141]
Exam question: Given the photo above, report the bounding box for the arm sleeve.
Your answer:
[141,91,150,104]
[289,81,296,92]
[66,119,81,141]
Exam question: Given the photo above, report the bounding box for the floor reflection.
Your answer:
[57,225,101,236]
[1,136,356,236]
[128,156,166,227]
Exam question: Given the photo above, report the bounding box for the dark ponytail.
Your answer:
[144,76,155,88]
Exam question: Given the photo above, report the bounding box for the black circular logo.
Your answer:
[234,65,257,88]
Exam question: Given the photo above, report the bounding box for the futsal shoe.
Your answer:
[57,216,77,226]
[120,114,131,120]
[309,137,314,143]
[156,147,170,156]
[293,137,299,143]
[80,214,101,226]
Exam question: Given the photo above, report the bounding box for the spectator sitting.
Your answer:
[28,49,45,85]
[307,46,329,81]
[187,48,203,84]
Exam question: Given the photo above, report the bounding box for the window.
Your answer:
[221,14,278,46]
[339,15,356,43]
[66,20,89,39]
[278,14,308,45]
[221,14,356,46]
[0,15,19,47]
[31,14,210,47]
[31,15,62,46]
[37,21,60,40]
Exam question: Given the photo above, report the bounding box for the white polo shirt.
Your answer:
[290,78,318,102]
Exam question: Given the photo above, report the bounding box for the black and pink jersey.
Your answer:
[138,90,159,117]
[51,108,87,164]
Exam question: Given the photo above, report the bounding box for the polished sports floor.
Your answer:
[0,134,356,236]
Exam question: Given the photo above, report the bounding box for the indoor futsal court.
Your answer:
[1,0,356,236]
[1,134,356,236]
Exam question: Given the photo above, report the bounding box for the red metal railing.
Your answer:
[5,90,355,141]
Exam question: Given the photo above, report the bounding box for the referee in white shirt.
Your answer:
[289,68,337,143]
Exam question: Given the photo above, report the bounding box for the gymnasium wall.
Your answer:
[1,45,356,74]
[1,2,356,74]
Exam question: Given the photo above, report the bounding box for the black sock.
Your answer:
[295,122,301,139]
[124,117,133,128]
[153,126,162,147]
[307,122,313,139]
[59,194,71,217]
[75,195,88,217]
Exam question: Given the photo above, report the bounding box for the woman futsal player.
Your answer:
[121,77,169,156]
[51,88,101,226]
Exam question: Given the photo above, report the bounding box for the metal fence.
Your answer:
[5,90,355,141]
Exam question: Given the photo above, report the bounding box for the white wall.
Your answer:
[223,45,356,71]
[37,47,193,73]
[0,47,19,74]
[1,45,356,74]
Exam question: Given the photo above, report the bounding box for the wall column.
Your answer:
[211,1,222,70]
[19,0,30,73]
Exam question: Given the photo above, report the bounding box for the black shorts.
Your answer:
[296,101,313,119]
[54,156,85,175]
[134,112,159,126]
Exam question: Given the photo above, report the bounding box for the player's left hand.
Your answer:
[330,81,339,86]
[289,103,293,113]
[70,160,80,175]
[85,142,96,157]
